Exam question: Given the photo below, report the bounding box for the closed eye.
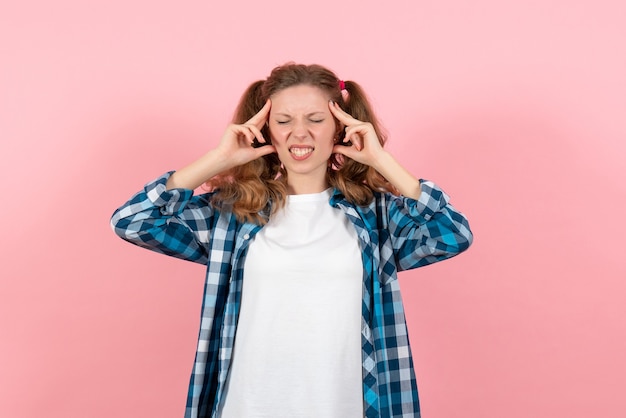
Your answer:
[275,118,324,124]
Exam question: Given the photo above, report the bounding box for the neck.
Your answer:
[286,174,330,195]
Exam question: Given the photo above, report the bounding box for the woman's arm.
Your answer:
[111,100,277,262]
[369,150,422,200]
[328,101,472,269]
[110,172,215,264]
[384,182,473,271]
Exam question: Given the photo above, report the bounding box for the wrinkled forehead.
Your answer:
[270,85,332,115]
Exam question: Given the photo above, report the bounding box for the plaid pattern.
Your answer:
[111,172,473,418]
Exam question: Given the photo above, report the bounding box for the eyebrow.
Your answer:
[274,111,326,117]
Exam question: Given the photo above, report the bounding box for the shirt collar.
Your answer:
[329,187,346,207]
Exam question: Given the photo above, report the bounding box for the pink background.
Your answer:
[1,1,625,417]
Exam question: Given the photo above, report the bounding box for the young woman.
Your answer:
[111,63,473,418]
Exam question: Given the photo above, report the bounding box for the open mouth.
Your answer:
[289,146,314,157]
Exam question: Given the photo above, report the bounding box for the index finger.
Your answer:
[328,100,358,126]
[247,99,272,128]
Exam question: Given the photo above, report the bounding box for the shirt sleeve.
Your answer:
[110,171,215,265]
[386,180,473,271]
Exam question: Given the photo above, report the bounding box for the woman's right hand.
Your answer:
[166,100,276,190]
[214,99,276,168]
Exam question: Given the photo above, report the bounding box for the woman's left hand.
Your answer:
[328,100,423,199]
[328,101,387,169]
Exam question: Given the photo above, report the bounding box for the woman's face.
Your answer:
[268,84,337,191]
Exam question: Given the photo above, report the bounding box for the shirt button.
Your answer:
[243,234,250,240]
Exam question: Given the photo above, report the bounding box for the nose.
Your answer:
[292,118,308,138]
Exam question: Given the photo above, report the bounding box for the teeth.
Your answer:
[290,148,313,157]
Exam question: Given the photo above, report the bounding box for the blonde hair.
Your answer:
[207,63,396,224]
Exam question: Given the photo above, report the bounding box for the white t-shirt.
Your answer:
[220,189,364,418]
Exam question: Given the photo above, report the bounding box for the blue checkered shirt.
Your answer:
[111,172,473,417]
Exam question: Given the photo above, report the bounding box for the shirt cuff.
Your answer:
[144,171,194,216]
[401,179,451,222]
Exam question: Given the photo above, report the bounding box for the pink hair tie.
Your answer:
[338,80,346,90]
